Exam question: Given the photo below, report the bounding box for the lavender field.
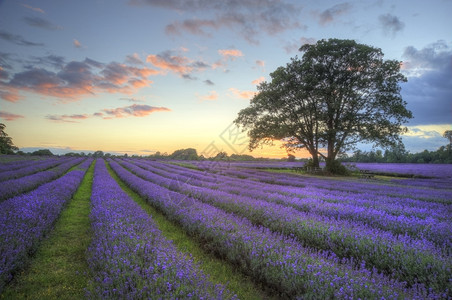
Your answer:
[0,157,451,299]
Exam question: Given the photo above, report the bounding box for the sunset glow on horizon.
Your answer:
[0,1,451,157]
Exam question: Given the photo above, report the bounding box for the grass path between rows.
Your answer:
[1,161,94,300]
[106,161,274,300]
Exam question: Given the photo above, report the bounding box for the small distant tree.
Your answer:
[0,123,19,154]
[32,149,54,156]
[444,130,452,154]
[287,154,296,162]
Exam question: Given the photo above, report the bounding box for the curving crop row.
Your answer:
[0,158,68,182]
[109,159,441,299]
[0,157,85,201]
[86,159,236,299]
[0,158,92,293]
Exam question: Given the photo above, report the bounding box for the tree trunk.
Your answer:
[309,150,320,168]
[325,141,336,170]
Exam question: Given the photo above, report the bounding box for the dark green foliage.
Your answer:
[0,123,18,155]
[31,149,53,156]
[234,39,412,173]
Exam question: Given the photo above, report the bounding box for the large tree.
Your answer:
[234,39,412,171]
[0,123,19,154]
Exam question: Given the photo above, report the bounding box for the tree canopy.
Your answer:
[0,123,18,154]
[234,39,412,172]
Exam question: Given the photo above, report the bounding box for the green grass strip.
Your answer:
[1,161,94,300]
[106,161,273,300]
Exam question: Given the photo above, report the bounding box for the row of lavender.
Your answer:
[111,158,449,298]
[87,159,236,298]
[0,158,93,293]
[0,157,86,201]
[118,158,451,295]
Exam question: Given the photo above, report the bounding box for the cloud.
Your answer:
[204,79,214,86]
[21,4,45,14]
[138,0,301,44]
[197,90,218,101]
[120,97,145,103]
[401,41,452,126]
[0,56,158,102]
[255,60,265,72]
[73,39,83,48]
[229,87,256,99]
[0,111,24,121]
[24,16,62,30]
[318,2,351,25]
[379,13,404,36]
[252,76,265,85]
[46,114,90,123]
[125,53,144,65]
[0,30,44,47]
[402,125,451,152]
[47,104,171,122]
[101,104,171,118]
[146,50,208,77]
[284,37,317,54]
[218,49,244,60]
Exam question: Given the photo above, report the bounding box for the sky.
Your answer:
[0,0,451,158]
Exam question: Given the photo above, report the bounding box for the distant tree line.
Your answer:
[341,144,452,164]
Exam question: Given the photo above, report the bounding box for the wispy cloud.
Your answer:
[218,49,244,60]
[136,0,302,44]
[101,104,171,119]
[125,53,144,65]
[146,50,208,77]
[73,39,83,48]
[0,111,24,121]
[0,30,44,47]
[284,37,317,54]
[379,13,404,36]
[197,90,218,101]
[255,60,265,72]
[21,4,45,14]
[46,104,171,122]
[251,76,265,85]
[24,16,62,30]
[0,56,158,102]
[229,87,256,99]
[203,79,214,86]
[317,3,352,25]
[46,114,90,123]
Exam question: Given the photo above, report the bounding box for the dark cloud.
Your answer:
[401,41,452,125]
[379,13,404,36]
[318,2,351,25]
[0,30,44,47]
[137,0,302,44]
[28,55,66,69]
[125,53,144,65]
[204,79,214,85]
[23,16,62,30]
[0,55,157,102]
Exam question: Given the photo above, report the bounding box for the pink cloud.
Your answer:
[101,104,171,118]
[197,90,218,101]
[252,76,265,85]
[73,39,83,48]
[46,114,90,123]
[0,57,158,102]
[46,104,171,122]
[0,111,24,121]
[21,4,45,14]
[229,88,256,99]
[218,49,244,60]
